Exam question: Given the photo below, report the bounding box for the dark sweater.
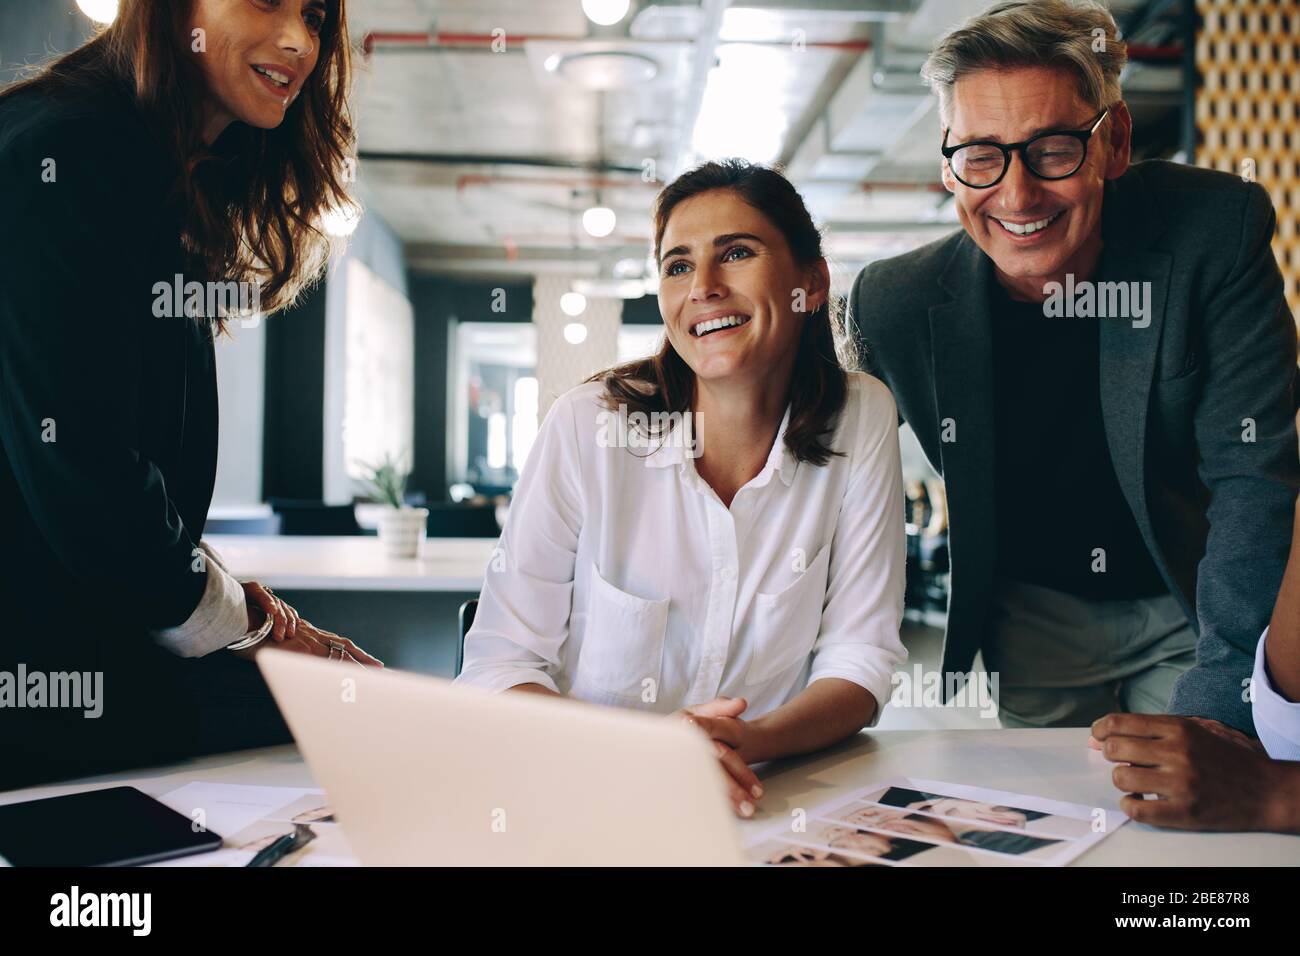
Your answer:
[0,77,220,789]
[989,277,1167,600]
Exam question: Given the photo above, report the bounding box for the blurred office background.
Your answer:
[3,1,1295,722]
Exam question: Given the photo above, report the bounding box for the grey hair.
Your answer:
[921,0,1127,127]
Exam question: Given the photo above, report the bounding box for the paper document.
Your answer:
[148,782,358,867]
[744,776,1127,867]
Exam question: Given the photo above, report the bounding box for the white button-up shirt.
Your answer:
[456,371,906,723]
[1252,629,1300,760]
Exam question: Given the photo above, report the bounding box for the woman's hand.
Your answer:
[241,581,299,642]
[674,696,764,818]
[231,620,384,668]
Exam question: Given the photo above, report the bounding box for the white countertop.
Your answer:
[204,534,497,591]
[6,728,1298,866]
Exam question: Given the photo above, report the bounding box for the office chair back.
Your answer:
[456,599,477,678]
[427,504,501,539]
[269,499,363,536]
[204,514,282,535]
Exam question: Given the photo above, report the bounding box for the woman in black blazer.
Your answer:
[0,0,378,790]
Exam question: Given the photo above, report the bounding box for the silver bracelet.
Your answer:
[226,611,275,652]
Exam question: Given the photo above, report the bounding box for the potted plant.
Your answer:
[357,453,427,559]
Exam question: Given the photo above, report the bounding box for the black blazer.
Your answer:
[0,79,222,789]
[852,160,1300,734]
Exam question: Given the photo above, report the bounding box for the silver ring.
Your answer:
[327,640,346,661]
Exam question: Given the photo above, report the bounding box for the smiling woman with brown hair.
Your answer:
[457,160,907,819]
[0,0,379,791]
[1,0,356,316]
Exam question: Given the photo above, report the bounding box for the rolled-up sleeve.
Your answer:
[1252,629,1300,761]
[151,554,250,657]
[806,376,907,723]
[455,392,585,693]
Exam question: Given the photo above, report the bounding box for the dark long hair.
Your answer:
[0,0,355,323]
[587,159,855,466]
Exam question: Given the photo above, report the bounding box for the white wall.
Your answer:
[322,207,411,504]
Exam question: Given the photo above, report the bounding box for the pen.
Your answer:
[246,823,315,867]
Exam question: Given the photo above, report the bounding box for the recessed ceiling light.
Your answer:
[582,206,617,238]
[553,51,658,90]
[560,292,588,317]
[582,0,630,27]
[563,322,589,345]
[76,0,118,23]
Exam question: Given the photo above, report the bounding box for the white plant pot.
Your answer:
[377,506,428,559]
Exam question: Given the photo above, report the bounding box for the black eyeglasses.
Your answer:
[940,108,1110,188]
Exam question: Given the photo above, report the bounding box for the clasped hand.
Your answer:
[231,581,383,668]
[674,696,765,818]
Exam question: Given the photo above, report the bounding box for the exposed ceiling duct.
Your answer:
[347,0,1186,284]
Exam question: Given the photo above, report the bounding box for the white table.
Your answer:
[5,729,1297,866]
[204,534,497,592]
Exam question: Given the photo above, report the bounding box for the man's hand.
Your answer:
[673,697,764,818]
[1088,715,1263,753]
[1091,713,1289,832]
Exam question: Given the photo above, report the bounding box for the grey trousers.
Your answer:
[982,579,1197,728]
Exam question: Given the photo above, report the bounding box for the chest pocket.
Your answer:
[745,544,832,685]
[574,565,670,701]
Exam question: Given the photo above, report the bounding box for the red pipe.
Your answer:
[451,172,947,195]
[362,31,871,55]
[362,31,1179,63]
[1126,44,1184,62]
[859,182,948,193]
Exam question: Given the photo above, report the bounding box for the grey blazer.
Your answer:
[851,159,1299,734]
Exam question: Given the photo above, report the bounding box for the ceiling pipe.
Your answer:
[357,150,646,174]
[361,30,872,55]
[858,182,947,193]
[360,31,1182,61]
[1125,43,1184,63]
[455,173,661,193]
[673,0,726,173]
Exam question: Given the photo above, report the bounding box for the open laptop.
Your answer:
[257,652,747,866]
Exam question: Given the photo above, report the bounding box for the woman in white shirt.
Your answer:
[456,159,906,817]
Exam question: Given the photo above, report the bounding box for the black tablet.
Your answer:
[0,786,224,866]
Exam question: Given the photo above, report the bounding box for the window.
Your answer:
[452,322,537,493]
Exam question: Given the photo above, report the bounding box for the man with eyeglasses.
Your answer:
[852,0,1298,742]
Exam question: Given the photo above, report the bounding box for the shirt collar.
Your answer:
[762,402,800,488]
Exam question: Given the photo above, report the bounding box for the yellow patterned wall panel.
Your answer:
[1195,0,1300,320]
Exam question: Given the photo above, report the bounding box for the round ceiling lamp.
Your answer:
[582,0,631,27]
[582,206,617,238]
[548,51,658,90]
[560,292,588,317]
